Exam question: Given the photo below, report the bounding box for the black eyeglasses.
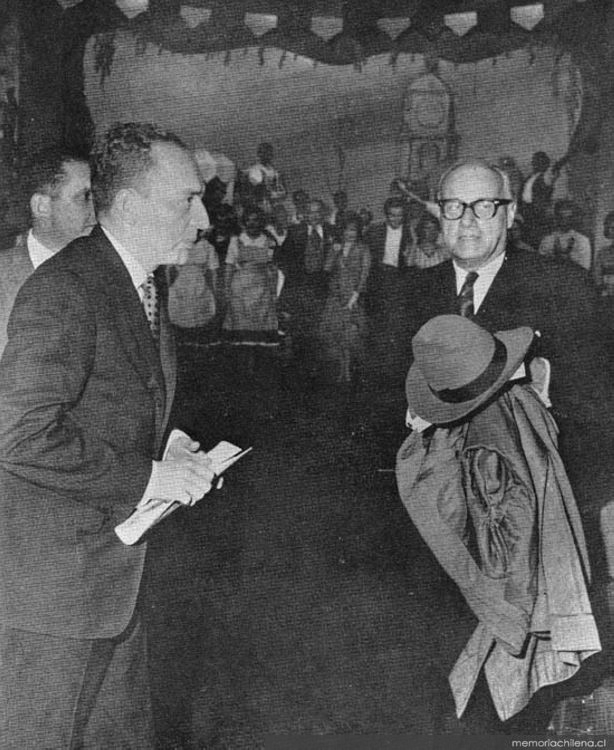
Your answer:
[438,198,513,221]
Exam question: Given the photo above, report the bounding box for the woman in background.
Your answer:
[167,232,220,345]
[405,214,447,270]
[223,206,280,369]
[319,216,370,384]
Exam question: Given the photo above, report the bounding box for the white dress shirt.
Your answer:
[27,230,57,270]
[101,226,147,298]
[383,225,403,268]
[453,251,506,313]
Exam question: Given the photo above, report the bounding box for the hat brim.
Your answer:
[406,325,534,425]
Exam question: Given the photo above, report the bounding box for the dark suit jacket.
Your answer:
[406,247,614,430]
[0,233,34,359]
[365,221,411,270]
[276,221,335,291]
[0,225,176,638]
[364,221,412,312]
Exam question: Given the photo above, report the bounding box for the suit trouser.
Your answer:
[0,612,153,750]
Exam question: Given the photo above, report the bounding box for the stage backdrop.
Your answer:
[84,29,573,215]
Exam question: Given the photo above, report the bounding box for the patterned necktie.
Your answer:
[141,273,160,345]
[458,271,479,318]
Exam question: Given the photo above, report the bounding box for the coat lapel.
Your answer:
[437,260,459,315]
[91,228,169,445]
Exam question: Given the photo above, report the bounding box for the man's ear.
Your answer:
[114,188,139,225]
[30,192,51,222]
[506,201,517,229]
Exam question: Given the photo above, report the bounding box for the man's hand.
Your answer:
[149,443,215,506]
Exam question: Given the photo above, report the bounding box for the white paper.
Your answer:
[114,430,251,545]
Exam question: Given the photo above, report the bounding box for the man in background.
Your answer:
[0,122,214,748]
[0,147,94,357]
[278,198,335,381]
[365,196,412,382]
[538,198,592,271]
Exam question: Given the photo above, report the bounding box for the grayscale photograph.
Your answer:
[0,1,613,748]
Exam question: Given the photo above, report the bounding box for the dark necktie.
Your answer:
[305,229,323,274]
[141,273,160,345]
[458,271,479,318]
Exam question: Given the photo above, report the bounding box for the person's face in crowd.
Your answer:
[439,164,515,271]
[133,142,210,267]
[244,211,263,239]
[359,208,372,227]
[422,219,439,244]
[532,152,550,173]
[342,224,359,245]
[258,144,274,166]
[385,206,405,230]
[334,192,348,212]
[307,201,323,227]
[46,160,95,248]
[293,191,309,216]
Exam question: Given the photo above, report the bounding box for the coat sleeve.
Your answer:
[0,269,152,512]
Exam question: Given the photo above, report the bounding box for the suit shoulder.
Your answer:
[507,247,595,288]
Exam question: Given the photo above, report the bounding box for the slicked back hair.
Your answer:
[383,196,406,217]
[22,147,86,203]
[437,160,514,201]
[90,122,187,215]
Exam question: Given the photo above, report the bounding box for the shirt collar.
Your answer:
[453,250,505,292]
[27,229,57,269]
[100,225,148,292]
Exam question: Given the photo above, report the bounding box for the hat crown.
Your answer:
[412,315,497,391]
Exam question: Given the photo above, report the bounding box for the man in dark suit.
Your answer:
[0,123,214,748]
[405,159,614,733]
[364,196,412,383]
[277,198,335,377]
[0,147,94,358]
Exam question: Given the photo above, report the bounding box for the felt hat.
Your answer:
[406,315,534,424]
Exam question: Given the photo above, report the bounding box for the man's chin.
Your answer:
[170,242,193,265]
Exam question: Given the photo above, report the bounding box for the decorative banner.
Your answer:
[377,18,411,40]
[245,13,278,37]
[116,0,149,19]
[444,12,478,37]
[511,4,544,31]
[179,6,211,29]
[311,16,343,42]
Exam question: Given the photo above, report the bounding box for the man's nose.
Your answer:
[191,197,210,231]
[459,204,478,226]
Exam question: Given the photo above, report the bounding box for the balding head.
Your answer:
[437,160,516,271]
[438,160,513,201]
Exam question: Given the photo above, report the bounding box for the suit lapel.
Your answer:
[92,229,169,443]
[156,273,176,449]
[437,260,459,314]
[473,251,516,326]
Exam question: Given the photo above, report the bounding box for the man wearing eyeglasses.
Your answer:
[405,159,614,734]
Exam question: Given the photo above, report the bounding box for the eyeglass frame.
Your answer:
[437,198,514,221]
